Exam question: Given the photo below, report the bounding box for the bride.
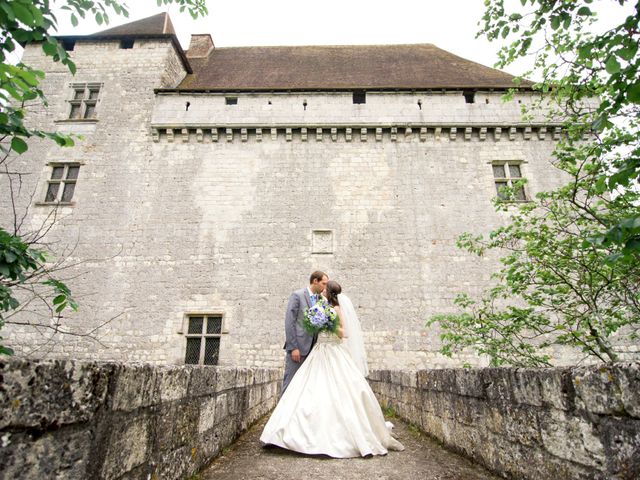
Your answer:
[260,280,404,458]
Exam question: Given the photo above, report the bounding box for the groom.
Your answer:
[282,270,329,394]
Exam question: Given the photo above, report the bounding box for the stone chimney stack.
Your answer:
[187,34,214,58]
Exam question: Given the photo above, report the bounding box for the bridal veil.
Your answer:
[338,293,369,377]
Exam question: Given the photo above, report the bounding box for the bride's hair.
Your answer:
[325,280,342,306]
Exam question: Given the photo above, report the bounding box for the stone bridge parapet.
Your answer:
[0,358,280,479]
[369,364,640,480]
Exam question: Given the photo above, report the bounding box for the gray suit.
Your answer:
[282,287,317,394]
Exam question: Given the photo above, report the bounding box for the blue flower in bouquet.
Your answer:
[302,297,339,335]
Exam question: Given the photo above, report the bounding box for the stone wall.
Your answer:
[7,39,632,369]
[369,364,640,480]
[0,358,280,480]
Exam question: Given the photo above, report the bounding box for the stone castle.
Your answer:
[3,13,568,369]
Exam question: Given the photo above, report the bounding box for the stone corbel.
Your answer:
[286,128,292,142]
[509,127,516,141]
[479,127,487,141]
[391,127,397,142]
[345,128,352,142]
[524,126,532,140]
[553,127,562,140]
[166,128,174,143]
[435,127,441,141]
[241,128,248,142]
[316,128,323,141]
[256,128,262,142]
[211,128,218,142]
[181,128,189,143]
[405,127,412,140]
[226,128,233,142]
[331,128,337,142]
[271,128,277,140]
[464,127,472,141]
[152,128,160,143]
[301,128,307,142]
[494,127,502,141]
[376,128,382,141]
[420,127,427,142]
[449,127,457,141]
[196,128,204,143]
[538,126,546,140]
[361,128,367,142]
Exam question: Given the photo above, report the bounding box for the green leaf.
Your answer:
[12,3,34,26]
[577,6,592,16]
[11,137,28,154]
[53,294,66,305]
[551,16,561,30]
[628,83,640,103]
[605,56,621,74]
[71,13,78,27]
[0,345,14,356]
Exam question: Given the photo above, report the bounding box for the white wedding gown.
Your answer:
[260,301,404,458]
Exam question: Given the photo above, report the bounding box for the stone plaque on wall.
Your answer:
[312,230,333,254]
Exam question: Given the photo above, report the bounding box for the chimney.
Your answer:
[187,34,214,58]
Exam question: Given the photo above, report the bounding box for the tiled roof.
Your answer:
[90,12,176,36]
[177,43,529,91]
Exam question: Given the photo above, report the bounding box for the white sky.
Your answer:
[46,0,528,76]
[23,0,633,81]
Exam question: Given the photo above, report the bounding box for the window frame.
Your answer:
[490,160,528,202]
[40,162,82,205]
[67,82,103,120]
[183,313,226,366]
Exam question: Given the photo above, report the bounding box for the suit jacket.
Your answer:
[283,288,315,356]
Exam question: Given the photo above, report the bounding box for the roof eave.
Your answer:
[155,85,535,94]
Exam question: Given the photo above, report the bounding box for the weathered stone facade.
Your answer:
[3,15,615,368]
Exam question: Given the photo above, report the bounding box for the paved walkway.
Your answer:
[200,415,501,480]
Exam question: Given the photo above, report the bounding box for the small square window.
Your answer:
[43,163,80,204]
[120,39,134,49]
[463,91,475,104]
[353,91,366,104]
[61,39,76,51]
[225,97,238,105]
[184,314,224,365]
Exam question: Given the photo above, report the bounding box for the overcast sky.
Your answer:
[46,0,528,76]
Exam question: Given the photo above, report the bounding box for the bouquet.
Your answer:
[302,297,340,335]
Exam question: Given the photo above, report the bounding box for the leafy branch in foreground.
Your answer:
[427,0,640,367]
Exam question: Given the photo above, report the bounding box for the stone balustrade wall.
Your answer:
[369,364,640,480]
[0,358,280,480]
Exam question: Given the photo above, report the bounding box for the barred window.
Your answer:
[44,163,80,204]
[184,314,223,365]
[492,161,526,201]
[68,83,101,119]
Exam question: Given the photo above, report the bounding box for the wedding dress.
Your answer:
[260,294,404,458]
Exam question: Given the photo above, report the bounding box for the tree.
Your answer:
[428,0,640,366]
[0,0,208,355]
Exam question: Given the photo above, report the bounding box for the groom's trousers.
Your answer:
[281,352,308,396]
